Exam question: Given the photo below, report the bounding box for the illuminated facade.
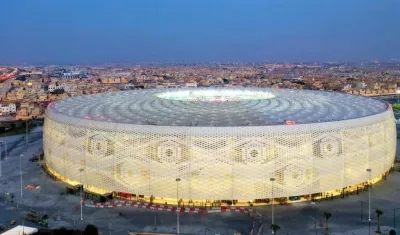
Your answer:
[43,88,396,202]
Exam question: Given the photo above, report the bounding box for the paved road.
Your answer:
[0,131,42,161]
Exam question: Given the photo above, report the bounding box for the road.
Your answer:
[0,131,42,161]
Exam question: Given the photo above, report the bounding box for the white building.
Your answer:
[342,84,352,91]
[8,103,16,113]
[44,88,396,202]
[48,84,64,92]
[356,82,367,89]
[0,103,16,115]
[62,85,78,92]
[184,82,198,88]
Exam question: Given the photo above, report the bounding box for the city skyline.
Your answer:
[0,0,399,64]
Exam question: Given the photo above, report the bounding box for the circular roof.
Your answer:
[48,87,389,127]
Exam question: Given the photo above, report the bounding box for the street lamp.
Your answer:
[79,168,85,221]
[108,222,112,235]
[3,128,7,161]
[25,119,28,152]
[270,177,275,234]
[366,168,372,222]
[393,208,400,230]
[311,201,317,235]
[4,138,7,161]
[20,154,24,198]
[0,141,2,177]
[176,178,181,234]
[396,89,400,104]
[153,215,157,231]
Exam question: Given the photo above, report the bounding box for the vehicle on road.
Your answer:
[25,209,48,227]
[29,151,44,162]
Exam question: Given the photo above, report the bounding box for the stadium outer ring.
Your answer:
[43,92,396,205]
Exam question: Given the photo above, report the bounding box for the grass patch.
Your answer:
[393,104,400,111]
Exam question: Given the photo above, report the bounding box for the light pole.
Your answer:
[153,215,157,231]
[4,138,7,161]
[0,141,2,177]
[79,168,85,221]
[25,119,28,152]
[396,89,400,104]
[20,154,23,198]
[366,168,372,222]
[176,178,181,234]
[311,201,317,235]
[270,177,275,234]
[394,208,400,230]
[3,128,7,161]
[108,222,112,235]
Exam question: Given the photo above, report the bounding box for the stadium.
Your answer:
[43,87,396,205]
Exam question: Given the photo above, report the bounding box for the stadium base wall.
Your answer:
[43,109,396,201]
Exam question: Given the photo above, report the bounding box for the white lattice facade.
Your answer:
[43,108,396,201]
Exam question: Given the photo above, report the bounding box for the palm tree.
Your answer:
[83,224,99,235]
[376,209,383,233]
[270,224,280,234]
[323,212,332,234]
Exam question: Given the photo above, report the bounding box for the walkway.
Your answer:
[83,199,262,219]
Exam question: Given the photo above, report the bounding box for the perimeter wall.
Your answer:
[43,109,396,200]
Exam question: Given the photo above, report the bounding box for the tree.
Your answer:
[323,212,332,234]
[84,224,99,235]
[389,230,396,235]
[53,227,71,235]
[10,122,16,129]
[376,209,383,233]
[270,224,280,235]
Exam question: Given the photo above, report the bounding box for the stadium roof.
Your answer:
[48,87,389,127]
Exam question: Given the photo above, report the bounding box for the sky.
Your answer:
[0,0,399,64]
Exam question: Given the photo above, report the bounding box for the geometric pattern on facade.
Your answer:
[43,89,397,201]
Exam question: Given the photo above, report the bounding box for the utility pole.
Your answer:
[20,154,23,198]
[25,120,28,152]
[366,169,372,222]
[4,137,7,161]
[0,142,2,177]
[270,177,276,234]
[311,201,317,235]
[108,222,112,235]
[176,178,181,234]
[397,89,400,103]
[79,168,85,221]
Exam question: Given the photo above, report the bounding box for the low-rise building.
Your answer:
[0,103,16,115]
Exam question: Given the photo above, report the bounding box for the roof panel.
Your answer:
[48,87,388,127]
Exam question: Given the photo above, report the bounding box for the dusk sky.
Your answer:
[0,0,399,64]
